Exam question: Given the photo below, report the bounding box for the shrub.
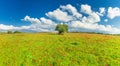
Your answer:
[7,30,12,34]
[14,31,21,33]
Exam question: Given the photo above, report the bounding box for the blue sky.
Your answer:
[0,0,120,33]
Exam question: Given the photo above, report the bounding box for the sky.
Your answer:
[0,0,120,34]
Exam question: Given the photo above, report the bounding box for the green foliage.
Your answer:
[14,31,21,33]
[55,24,68,34]
[7,30,12,34]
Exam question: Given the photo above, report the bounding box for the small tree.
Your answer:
[55,24,68,34]
[14,31,21,33]
[7,30,12,34]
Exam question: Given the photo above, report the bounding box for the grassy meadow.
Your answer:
[0,33,120,66]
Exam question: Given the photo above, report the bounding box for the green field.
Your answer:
[0,33,120,66]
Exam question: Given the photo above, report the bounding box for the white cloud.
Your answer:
[99,8,105,14]
[40,17,56,25]
[108,7,120,19]
[104,19,108,22]
[46,9,73,22]
[69,21,120,34]
[69,21,98,30]
[81,4,100,23]
[68,4,120,34]
[96,8,105,16]
[0,24,17,30]
[22,16,56,31]
[22,16,41,24]
[60,4,82,18]
[81,4,92,15]
[0,16,57,32]
[82,12,100,23]
[0,24,32,32]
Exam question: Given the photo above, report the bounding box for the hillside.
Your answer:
[0,33,120,66]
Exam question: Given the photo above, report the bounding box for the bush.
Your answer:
[7,30,12,34]
[14,31,21,33]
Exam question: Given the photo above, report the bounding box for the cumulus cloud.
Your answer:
[96,8,105,16]
[81,4,100,23]
[0,16,56,32]
[22,16,56,31]
[69,21,120,34]
[22,16,41,24]
[46,9,73,22]
[1,4,120,34]
[108,7,120,19]
[40,17,56,25]
[0,24,31,32]
[68,4,120,34]
[99,8,105,14]
[60,4,82,18]
[81,4,92,15]
[82,12,100,23]
[0,24,17,30]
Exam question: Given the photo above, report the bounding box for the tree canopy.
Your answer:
[55,24,68,34]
